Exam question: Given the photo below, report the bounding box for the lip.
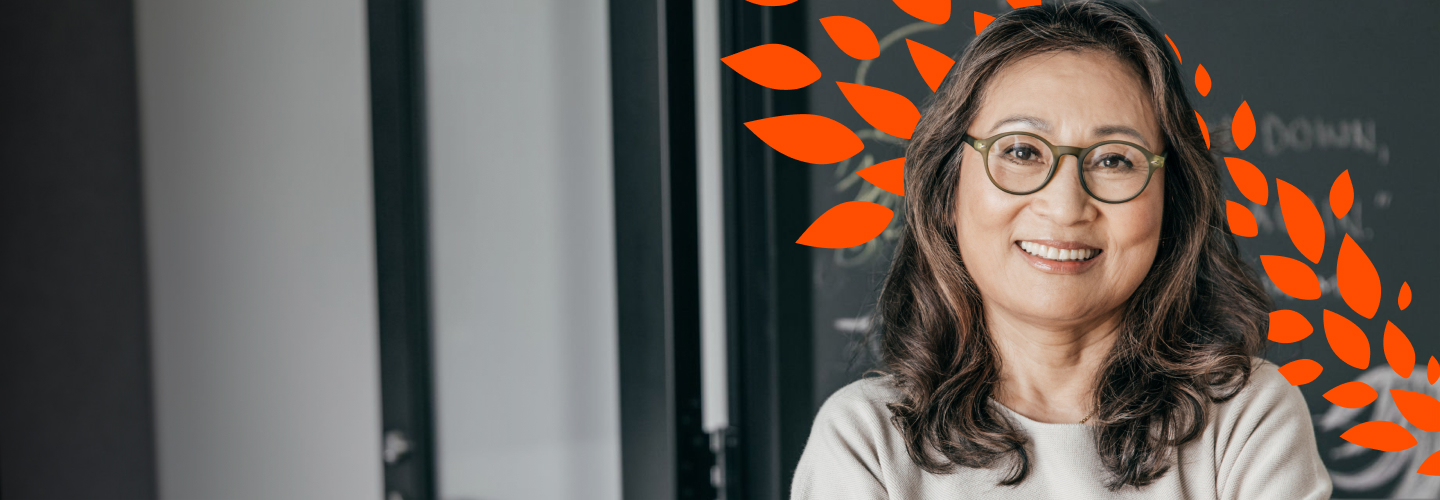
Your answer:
[1014,240,1103,274]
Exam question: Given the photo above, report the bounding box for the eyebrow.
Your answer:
[989,114,1153,149]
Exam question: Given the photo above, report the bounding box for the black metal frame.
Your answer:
[609,0,715,499]
[719,2,813,500]
[367,0,437,498]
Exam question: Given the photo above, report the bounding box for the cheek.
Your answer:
[954,155,1023,262]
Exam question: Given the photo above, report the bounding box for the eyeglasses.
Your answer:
[959,131,1166,204]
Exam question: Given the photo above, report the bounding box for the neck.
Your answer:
[986,304,1122,424]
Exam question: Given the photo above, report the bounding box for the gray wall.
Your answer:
[422,1,621,499]
[134,1,384,499]
[0,2,157,498]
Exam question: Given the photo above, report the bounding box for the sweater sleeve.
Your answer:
[790,379,893,500]
[1216,359,1333,500]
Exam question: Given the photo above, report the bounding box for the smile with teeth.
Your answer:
[1019,241,1101,261]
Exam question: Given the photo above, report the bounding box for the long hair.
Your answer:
[876,0,1271,490]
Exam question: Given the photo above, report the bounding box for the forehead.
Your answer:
[974,49,1161,147]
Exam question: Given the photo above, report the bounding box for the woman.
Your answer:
[790,2,1331,499]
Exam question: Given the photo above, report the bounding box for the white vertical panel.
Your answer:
[695,0,729,432]
[423,1,621,500]
[135,1,384,499]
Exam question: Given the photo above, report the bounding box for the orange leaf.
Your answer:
[1341,421,1417,452]
[746,0,798,4]
[745,114,863,164]
[1323,381,1377,409]
[1223,157,1267,205]
[837,82,921,140]
[1260,255,1321,300]
[1195,111,1211,149]
[1164,34,1182,63]
[1432,357,1439,385]
[1399,282,1412,310]
[906,39,954,93]
[894,0,950,24]
[797,201,895,248]
[1393,389,1440,432]
[1267,309,1313,343]
[721,44,820,90]
[819,17,880,60]
[1337,234,1381,318]
[1324,309,1371,370]
[1276,179,1325,263]
[1330,170,1354,219]
[1421,450,1440,476]
[1226,201,1258,237]
[1233,101,1256,151]
[974,12,996,34]
[1384,321,1415,379]
[1007,0,1042,7]
[1278,359,1323,385]
[1195,64,1212,96]
[858,157,905,196]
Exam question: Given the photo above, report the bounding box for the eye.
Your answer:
[1095,153,1133,169]
[1003,145,1044,162]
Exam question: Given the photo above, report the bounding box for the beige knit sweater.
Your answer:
[790,357,1332,499]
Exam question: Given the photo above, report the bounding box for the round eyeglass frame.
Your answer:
[959,131,1167,204]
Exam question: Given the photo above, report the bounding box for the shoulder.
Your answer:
[812,374,905,434]
[1220,356,1309,419]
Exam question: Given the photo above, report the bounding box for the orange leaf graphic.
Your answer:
[1233,101,1256,151]
[746,0,798,4]
[1324,309,1371,370]
[1164,34,1182,63]
[1277,179,1325,263]
[1226,201,1258,237]
[1278,359,1323,386]
[819,17,880,60]
[1323,381,1377,409]
[1260,255,1320,300]
[1392,390,1440,432]
[1330,170,1354,219]
[1007,0,1042,7]
[1195,64,1212,96]
[894,0,950,24]
[797,201,895,248]
[722,44,820,90]
[1223,157,1267,205]
[906,39,954,93]
[837,82,921,140]
[1384,321,1415,379]
[858,157,905,196]
[1399,282,1412,310]
[974,12,996,34]
[1421,450,1440,476]
[1196,111,1211,149]
[745,114,863,164]
[1431,357,1439,385]
[1337,234,1381,318]
[1267,309,1313,343]
[1341,421,1417,452]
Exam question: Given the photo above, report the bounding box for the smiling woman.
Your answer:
[790,2,1331,499]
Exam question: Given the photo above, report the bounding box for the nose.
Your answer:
[1030,154,1096,225]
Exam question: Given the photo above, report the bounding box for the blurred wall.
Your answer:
[0,2,157,498]
[134,1,384,499]
[422,1,621,499]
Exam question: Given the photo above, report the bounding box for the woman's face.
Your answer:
[955,49,1164,331]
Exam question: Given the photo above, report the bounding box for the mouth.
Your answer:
[1014,240,1103,274]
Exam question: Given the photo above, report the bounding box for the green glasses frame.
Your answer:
[960,131,1167,204]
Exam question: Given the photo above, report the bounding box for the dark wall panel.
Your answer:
[0,2,157,499]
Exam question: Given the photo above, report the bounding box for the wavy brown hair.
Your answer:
[874,0,1271,491]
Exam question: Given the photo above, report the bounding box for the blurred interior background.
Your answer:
[3,1,1438,499]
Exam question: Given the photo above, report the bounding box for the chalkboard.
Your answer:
[799,1,1440,497]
